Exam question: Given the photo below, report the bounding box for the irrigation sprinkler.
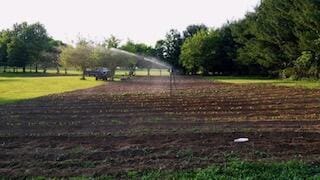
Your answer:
[109,48,176,94]
[169,68,177,95]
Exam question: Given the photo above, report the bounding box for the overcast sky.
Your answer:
[0,0,260,45]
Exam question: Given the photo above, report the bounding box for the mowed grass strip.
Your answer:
[0,73,104,105]
[116,68,170,77]
[138,161,320,180]
[210,76,320,89]
[29,161,320,179]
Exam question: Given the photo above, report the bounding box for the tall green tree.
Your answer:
[180,30,221,74]
[7,37,28,71]
[183,24,208,40]
[0,30,10,72]
[93,45,132,79]
[156,29,183,70]
[214,25,237,74]
[60,40,95,79]
[104,35,121,49]
[120,40,155,56]
[230,0,320,77]
[39,39,64,73]
[5,22,50,72]
[155,40,166,60]
[231,12,274,75]
[120,40,157,73]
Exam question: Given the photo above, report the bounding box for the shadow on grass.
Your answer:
[207,75,320,89]
[0,79,21,82]
[211,75,273,80]
[0,95,47,105]
[0,98,19,105]
[0,72,80,78]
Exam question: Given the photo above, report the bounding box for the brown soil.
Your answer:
[0,76,320,177]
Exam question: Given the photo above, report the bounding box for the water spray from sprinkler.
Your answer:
[109,48,177,94]
[110,48,171,69]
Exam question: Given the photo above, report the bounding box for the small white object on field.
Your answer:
[234,138,249,143]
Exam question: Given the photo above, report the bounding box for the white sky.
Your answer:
[0,0,260,46]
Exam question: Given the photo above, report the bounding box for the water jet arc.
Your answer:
[109,48,171,69]
[109,48,176,94]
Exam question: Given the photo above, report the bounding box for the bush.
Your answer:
[280,67,295,79]
[293,51,313,79]
[308,66,320,79]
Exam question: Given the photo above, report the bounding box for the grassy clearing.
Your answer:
[30,161,320,179]
[0,68,168,105]
[116,69,170,76]
[135,161,320,180]
[0,72,103,105]
[210,76,320,89]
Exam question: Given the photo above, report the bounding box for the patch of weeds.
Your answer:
[127,171,139,179]
[69,176,113,180]
[141,128,152,134]
[110,119,125,125]
[223,151,240,161]
[164,149,174,156]
[199,156,209,161]
[80,161,96,168]
[28,177,47,180]
[141,147,152,155]
[103,157,115,164]
[176,149,194,160]
[146,117,162,123]
[191,127,201,133]
[254,150,271,158]
[55,160,96,169]
[70,145,87,154]
[141,160,320,179]
[23,160,320,179]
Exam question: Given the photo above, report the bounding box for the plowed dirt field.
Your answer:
[1,76,320,177]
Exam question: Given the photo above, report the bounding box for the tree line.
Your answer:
[176,0,320,79]
[60,37,166,79]
[1,0,319,79]
[0,22,64,73]
[0,23,158,75]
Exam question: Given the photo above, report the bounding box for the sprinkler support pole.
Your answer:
[169,68,176,96]
[169,69,172,95]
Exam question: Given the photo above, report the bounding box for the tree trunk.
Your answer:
[3,66,6,73]
[22,66,26,73]
[81,70,86,80]
[29,65,32,72]
[169,71,173,96]
[64,68,67,75]
[43,67,47,73]
[56,67,60,74]
[110,69,115,81]
[147,68,150,77]
[35,64,38,73]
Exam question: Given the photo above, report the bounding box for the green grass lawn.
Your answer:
[116,68,170,76]
[210,76,320,89]
[0,68,168,105]
[0,72,103,105]
[134,161,320,180]
[2,73,319,105]
[31,160,319,179]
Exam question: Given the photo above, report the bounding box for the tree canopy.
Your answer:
[1,0,319,79]
[178,0,320,78]
[0,22,61,72]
